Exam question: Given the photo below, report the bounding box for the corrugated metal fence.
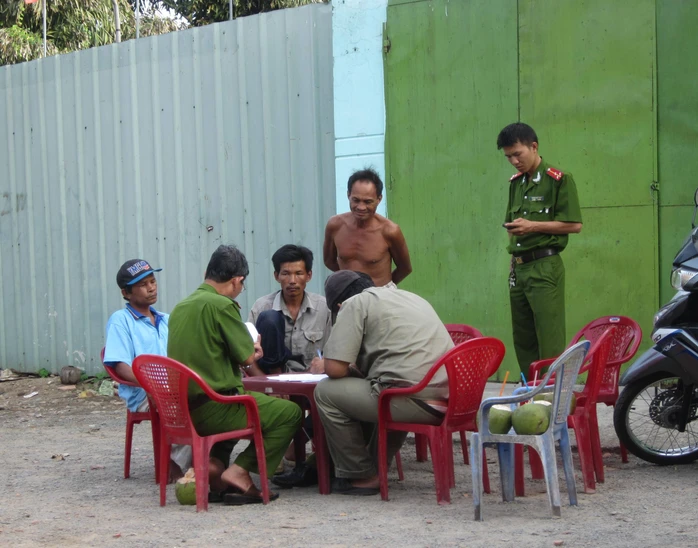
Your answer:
[0,4,335,374]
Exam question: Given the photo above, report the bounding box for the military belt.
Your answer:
[513,247,559,265]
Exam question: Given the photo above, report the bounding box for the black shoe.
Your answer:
[271,462,318,488]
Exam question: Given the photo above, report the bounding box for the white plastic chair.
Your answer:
[469,340,590,520]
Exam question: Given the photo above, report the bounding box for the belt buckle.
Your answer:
[515,256,524,265]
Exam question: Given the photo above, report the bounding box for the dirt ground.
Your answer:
[1,375,697,548]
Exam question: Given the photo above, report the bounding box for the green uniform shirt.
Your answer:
[167,283,253,398]
[505,157,582,254]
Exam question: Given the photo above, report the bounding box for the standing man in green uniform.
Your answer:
[168,244,302,504]
[497,123,583,376]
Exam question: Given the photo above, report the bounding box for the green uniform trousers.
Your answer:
[509,254,566,376]
[314,378,443,479]
[190,390,302,475]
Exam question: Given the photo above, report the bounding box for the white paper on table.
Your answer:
[265,374,328,382]
[245,322,259,341]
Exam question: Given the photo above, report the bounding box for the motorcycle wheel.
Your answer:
[614,374,698,465]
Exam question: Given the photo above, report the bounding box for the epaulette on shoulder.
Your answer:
[509,172,525,182]
[546,167,563,181]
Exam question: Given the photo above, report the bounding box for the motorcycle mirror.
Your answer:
[683,273,698,292]
[695,188,698,207]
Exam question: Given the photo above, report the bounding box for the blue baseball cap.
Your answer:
[116,259,162,289]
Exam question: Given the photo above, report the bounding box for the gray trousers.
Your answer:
[314,378,442,479]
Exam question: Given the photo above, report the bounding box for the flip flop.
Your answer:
[223,485,279,505]
[331,477,379,496]
[208,486,238,503]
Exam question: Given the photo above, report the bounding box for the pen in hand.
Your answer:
[310,349,324,374]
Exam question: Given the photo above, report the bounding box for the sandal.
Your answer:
[223,485,279,505]
[331,477,379,496]
[208,486,238,503]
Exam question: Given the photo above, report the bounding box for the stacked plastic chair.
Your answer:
[517,328,614,494]
[470,340,589,520]
[528,316,642,464]
[517,316,642,493]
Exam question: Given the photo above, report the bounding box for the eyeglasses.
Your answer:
[240,278,246,292]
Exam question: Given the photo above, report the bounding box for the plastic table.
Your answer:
[242,373,331,495]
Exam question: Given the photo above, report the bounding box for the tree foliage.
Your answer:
[151,0,324,27]
[0,24,58,65]
[0,0,181,66]
[0,0,324,66]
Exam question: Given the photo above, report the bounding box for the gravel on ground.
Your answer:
[1,375,697,547]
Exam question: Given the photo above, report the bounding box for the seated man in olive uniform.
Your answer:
[497,122,583,376]
[314,271,453,495]
[167,244,302,504]
[248,244,330,374]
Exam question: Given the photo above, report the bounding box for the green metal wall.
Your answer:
[384,0,517,378]
[385,0,693,377]
[517,0,658,369]
[657,0,698,304]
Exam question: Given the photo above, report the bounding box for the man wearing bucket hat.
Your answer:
[314,271,453,495]
[104,259,192,481]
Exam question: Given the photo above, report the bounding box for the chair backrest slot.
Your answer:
[440,338,505,426]
[445,323,484,346]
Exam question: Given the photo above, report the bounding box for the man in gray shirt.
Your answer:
[248,245,331,374]
[315,271,454,495]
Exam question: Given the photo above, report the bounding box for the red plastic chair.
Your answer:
[101,348,160,481]
[132,354,270,512]
[587,316,642,409]
[377,337,506,504]
[529,316,641,460]
[415,324,485,464]
[447,324,485,464]
[524,316,642,483]
[570,328,614,490]
[445,323,484,345]
[516,328,615,495]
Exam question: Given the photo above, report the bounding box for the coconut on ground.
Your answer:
[175,468,197,505]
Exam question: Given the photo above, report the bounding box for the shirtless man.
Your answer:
[323,168,412,286]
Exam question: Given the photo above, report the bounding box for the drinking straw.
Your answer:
[520,372,530,390]
[498,370,510,397]
[532,370,538,386]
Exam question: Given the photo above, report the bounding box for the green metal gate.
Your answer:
[384,0,693,377]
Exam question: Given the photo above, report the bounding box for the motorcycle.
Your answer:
[613,189,698,465]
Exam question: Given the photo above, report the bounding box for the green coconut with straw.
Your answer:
[512,401,552,435]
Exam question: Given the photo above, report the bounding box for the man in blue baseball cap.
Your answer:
[104,259,192,481]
